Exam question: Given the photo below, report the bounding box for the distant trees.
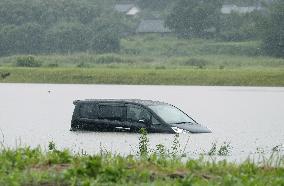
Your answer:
[261,0,284,57]
[219,12,260,41]
[165,0,224,38]
[0,0,122,56]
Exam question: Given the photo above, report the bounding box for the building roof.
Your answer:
[74,99,168,106]
[136,20,171,33]
[114,4,135,13]
[221,4,261,14]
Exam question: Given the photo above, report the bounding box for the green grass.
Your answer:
[1,67,284,86]
[0,35,283,69]
[0,146,283,185]
[0,35,283,86]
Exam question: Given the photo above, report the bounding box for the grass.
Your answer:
[0,35,283,69]
[0,131,283,186]
[0,35,283,86]
[0,67,284,86]
[1,147,284,185]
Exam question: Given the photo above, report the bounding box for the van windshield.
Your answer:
[149,105,196,124]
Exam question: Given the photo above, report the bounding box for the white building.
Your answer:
[114,4,140,16]
[221,4,262,14]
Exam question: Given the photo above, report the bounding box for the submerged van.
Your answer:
[71,99,211,134]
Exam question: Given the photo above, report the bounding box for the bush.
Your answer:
[47,63,59,68]
[182,58,209,68]
[16,56,42,67]
[94,55,133,64]
[77,62,90,68]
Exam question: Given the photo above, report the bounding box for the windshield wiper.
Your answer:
[174,121,194,125]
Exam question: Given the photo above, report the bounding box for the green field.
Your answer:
[1,67,284,86]
[0,35,283,86]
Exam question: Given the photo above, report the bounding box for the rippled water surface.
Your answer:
[0,83,283,161]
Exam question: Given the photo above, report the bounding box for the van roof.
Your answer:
[73,99,168,106]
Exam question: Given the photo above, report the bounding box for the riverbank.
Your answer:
[0,145,283,185]
[1,67,284,86]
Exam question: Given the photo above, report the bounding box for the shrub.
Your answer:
[47,63,59,68]
[182,58,209,68]
[77,62,90,68]
[94,55,133,64]
[15,56,42,67]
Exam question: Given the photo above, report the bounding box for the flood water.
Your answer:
[0,83,283,161]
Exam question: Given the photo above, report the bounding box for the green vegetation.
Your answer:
[0,67,284,86]
[0,36,283,68]
[0,0,282,58]
[0,0,124,55]
[0,131,283,185]
[165,0,283,57]
[166,0,223,38]
[261,0,284,57]
[0,35,283,86]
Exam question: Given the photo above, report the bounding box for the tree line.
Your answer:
[0,0,125,56]
[0,0,282,57]
[165,0,283,57]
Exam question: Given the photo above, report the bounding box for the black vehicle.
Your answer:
[71,99,211,134]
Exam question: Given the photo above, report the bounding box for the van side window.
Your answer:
[80,103,97,119]
[99,105,126,121]
[127,105,151,122]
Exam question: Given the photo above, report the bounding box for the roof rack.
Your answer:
[73,100,80,105]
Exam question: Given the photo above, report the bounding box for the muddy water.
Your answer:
[0,83,283,161]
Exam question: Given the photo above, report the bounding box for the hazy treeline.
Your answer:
[0,0,126,56]
[165,0,261,40]
[165,0,283,57]
[0,0,282,57]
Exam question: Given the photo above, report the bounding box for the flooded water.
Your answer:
[0,83,284,161]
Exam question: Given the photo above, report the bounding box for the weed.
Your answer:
[272,144,283,152]
[218,142,232,156]
[181,136,190,157]
[171,133,181,158]
[208,141,217,156]
[155,144,166,157]
[48,141,56,151]
[138,128,149,157]
[0,128,4,149]
[208,141,232,156]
